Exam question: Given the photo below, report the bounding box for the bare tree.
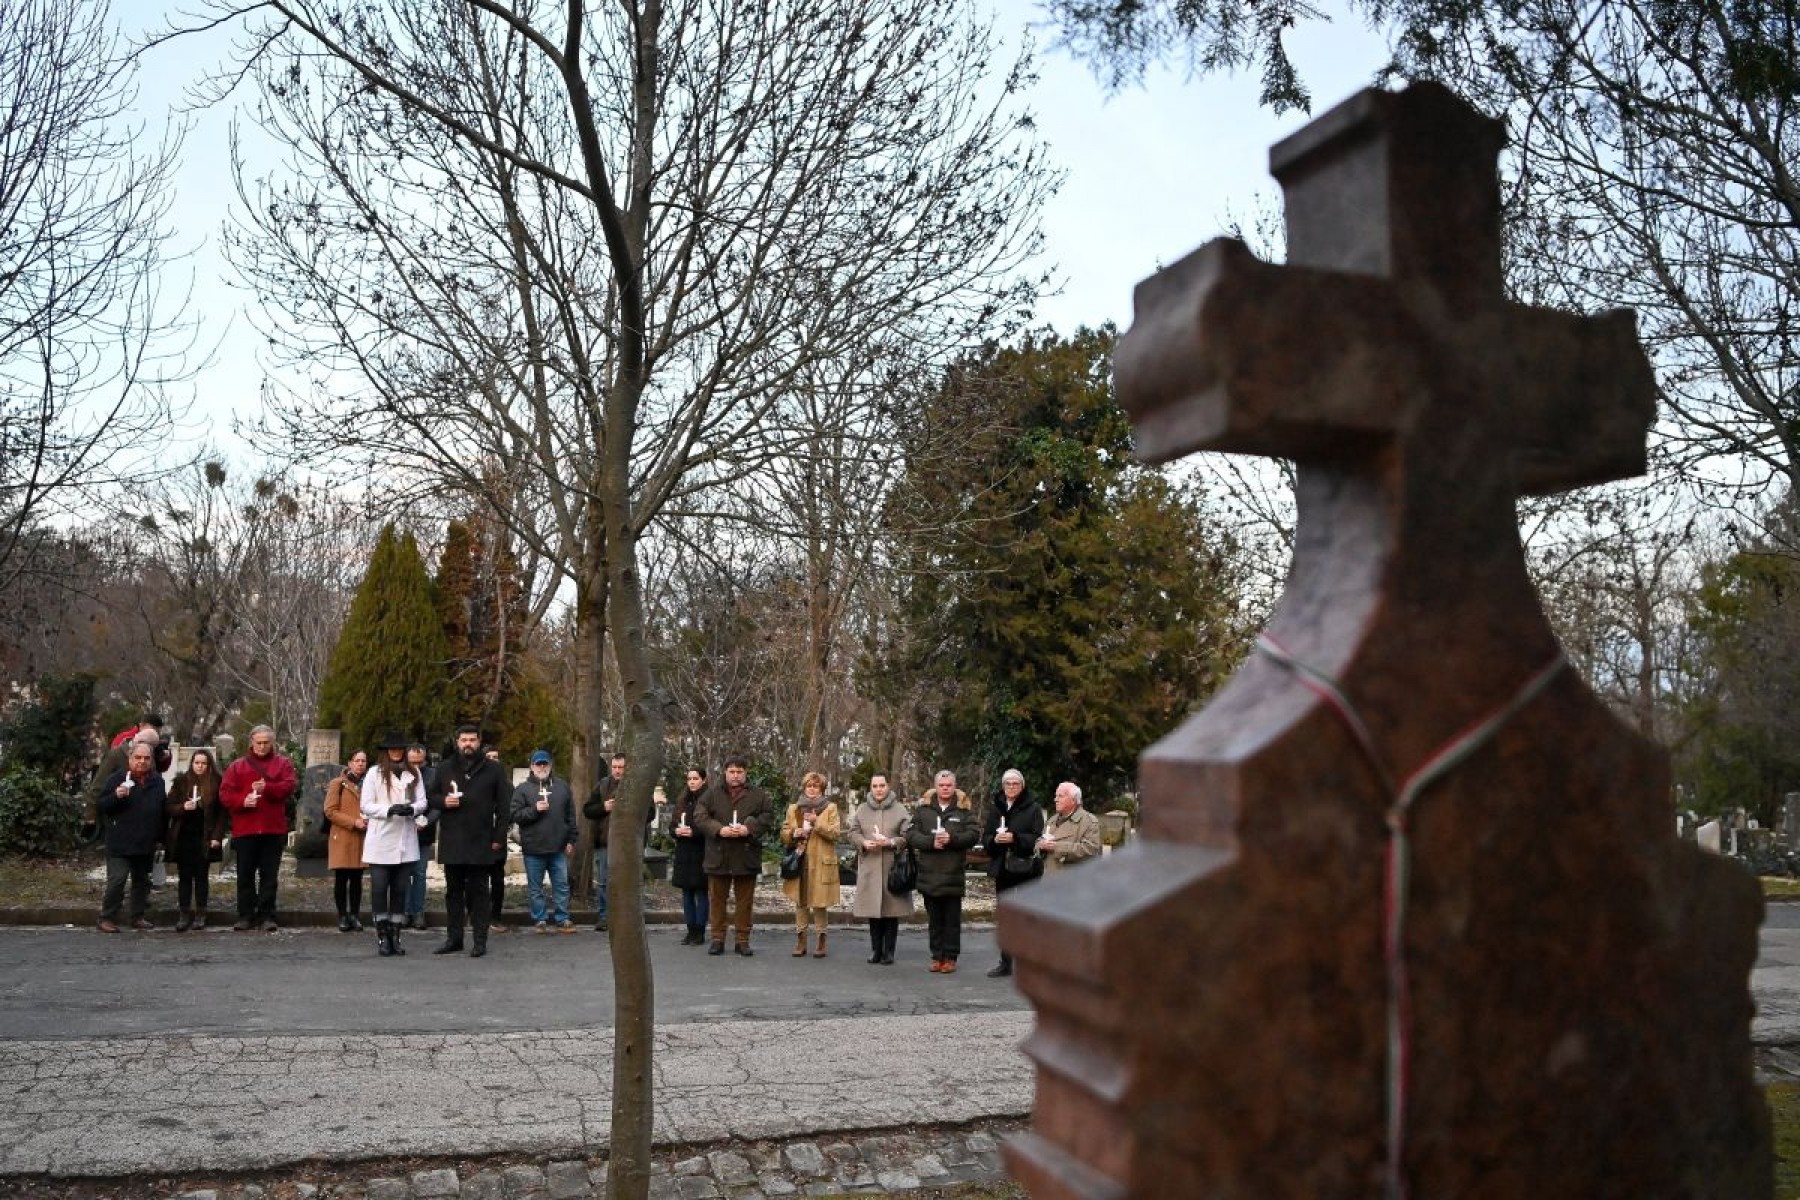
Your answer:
[177,1,1052,1192]
[0,0,190,591]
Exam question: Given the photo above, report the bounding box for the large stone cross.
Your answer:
[1000,83,1768,1198]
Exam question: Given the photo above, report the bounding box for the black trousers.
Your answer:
[868,917,899,957]
[488,860,505,919]
[369,862,413,920]
[992,873,1034,966]
[175,860,211,911]
[923,894,962,961]
[233,834,284,919]
[443,863,491,936]
[333,867,364,916]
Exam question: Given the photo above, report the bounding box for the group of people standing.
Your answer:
[92,717,1106,972]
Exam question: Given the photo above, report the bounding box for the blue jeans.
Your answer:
[593,849,609,923]
[407,845,430,917]
[525,852,571,925]
[681,885,708,930]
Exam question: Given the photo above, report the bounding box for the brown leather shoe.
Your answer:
[939,959,957,974]
[928,959,944,973]
[97,919,119,934]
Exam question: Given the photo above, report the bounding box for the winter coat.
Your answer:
[905,790,979,898]
[982,791,1046,885]
[692,784,772,876]
[1041,806,1103,872]
[219,751,299,838]
[510,776,577,856]
[583,773,652,848]
[97,771,167,857]
[846,796,914,919]
[359,767,424,865]
[163,769,225,868]
[668,786,710,890]
[323,772,369,870]
[427,753,508,865]
[779,799,842,909]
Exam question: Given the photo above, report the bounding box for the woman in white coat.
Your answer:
[360,732,426,957]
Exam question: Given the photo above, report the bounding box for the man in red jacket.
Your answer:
[219,725,298,931]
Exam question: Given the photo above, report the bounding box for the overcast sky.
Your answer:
[112,0,1393,444]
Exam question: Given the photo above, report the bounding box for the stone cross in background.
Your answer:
[1000,82,1768,1198]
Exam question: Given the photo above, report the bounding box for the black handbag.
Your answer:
[1002,849,1043,880]
[780,846,805,880]
[886,847,918,896]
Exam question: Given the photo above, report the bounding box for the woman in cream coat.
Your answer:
[359,734,426,957]
[847,772,912,965]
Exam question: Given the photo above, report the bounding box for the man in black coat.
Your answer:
[96,741,167,932]
[980,767,1046,977]
[427,723,507,957]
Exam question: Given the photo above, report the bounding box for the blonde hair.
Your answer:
[801,771,828,792]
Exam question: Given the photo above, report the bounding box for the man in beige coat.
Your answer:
[1038,781,1102,872]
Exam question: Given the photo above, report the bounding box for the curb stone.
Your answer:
[0,1122,1025,1200]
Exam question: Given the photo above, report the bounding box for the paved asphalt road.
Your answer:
[0,921,1028,1039]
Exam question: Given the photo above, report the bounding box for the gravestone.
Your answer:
[292,762,341,871]
[306,728,343,767]
[212,733,236,764]
[999,82,1767,1198]
[1698,820,1724,855]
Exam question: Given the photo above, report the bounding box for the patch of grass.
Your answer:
[0,853,106,906]
[1775,1082,1800,1198]
[1765,877,1800,901]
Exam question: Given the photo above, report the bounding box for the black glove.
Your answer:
[386,804,413,818]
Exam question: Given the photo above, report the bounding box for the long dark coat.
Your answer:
[981,790,1046,885]
[668,785,710,890]
[427,754,508,865]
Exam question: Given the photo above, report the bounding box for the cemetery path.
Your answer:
[0,923,1032,1178]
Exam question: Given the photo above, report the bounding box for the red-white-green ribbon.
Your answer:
[1255,632,1565,1200]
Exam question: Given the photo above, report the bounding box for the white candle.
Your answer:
[190,786,200,803]
[538,786,550,802]
[997,814,1007,834]
[731,808,738,826]
[936,816,944,834]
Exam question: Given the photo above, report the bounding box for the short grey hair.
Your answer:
[935,769,956,784]
[249,725,275,739]
[131,728,160,746]
[1060,781,1083,806]
[1001,768,1025,786]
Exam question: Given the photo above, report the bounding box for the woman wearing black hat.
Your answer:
[359,733,425,956]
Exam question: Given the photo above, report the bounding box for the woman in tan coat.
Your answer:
[780,771,841,958]
[323,749,370,932]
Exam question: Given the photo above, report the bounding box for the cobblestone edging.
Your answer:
[1,1123,1025,1200]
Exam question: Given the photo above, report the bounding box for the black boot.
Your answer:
[987,953,1013,978]
[869,924,884,964]
[434,931,465,955]
[391,922,405,955]
[881,921,898,965]
[376,919,394,956]
[470,929,488,959]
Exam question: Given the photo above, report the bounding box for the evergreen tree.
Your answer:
[315,524,452,752]
[433,519,478,717]
[891,328,1249,800]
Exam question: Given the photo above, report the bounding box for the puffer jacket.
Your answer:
[905,790,979,897]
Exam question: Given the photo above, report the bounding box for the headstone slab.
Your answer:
[306,728,343,767]
[1001,82,1767,1198]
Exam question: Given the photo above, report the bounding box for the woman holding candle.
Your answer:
[670,767,711,945]
[164,748,226,931]
[780,771,842,958]
[979,767,1045,977]
[324,749,371,932]
[360,732,426,957]
[847,772,912,965]
[906,769,980,973]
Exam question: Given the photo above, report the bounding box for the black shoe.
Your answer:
[869,952,884,964]
[263,919,280,933]
[433,939,465,955]
[470,941,487,959]
[987,962,1013,978]
[402,913,417,930]
[338,914,354,933]
[233,919,253,931]
[707,941,725,956]
[735,943,754,957]
[349,914,364,932]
